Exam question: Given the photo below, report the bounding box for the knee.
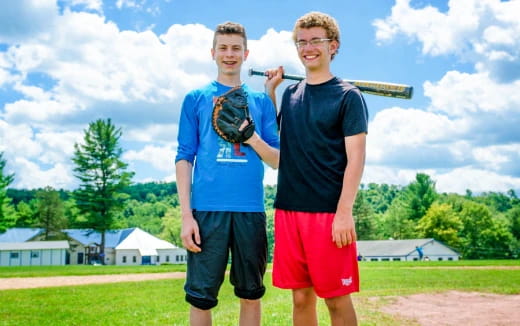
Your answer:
[325,295,353,313]
[293,288,316,310]
[240,298,260,308]
[325,298,341,312]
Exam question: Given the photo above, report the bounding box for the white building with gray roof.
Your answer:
[0,227,186,266]
[357,238,460,262]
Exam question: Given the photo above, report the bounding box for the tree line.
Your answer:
[1,119,519,260]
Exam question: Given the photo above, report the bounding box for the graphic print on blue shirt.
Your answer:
[216,137,248,163]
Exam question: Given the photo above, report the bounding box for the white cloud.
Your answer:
[124,145,175,173]
[373,0,520,81]
[435,167,520,194]
[125,123,178,143]
[263,167,278,186]
[424,71,520,116]
[365,0,520,194]
[247,28,301,73]
[67,0,103,12]
[1,1,518,195]
[116,0,144,10]
[13,158,75,190]
[0,0,57,43]
[367,107,465,164]
[4,98,78,123]
[472,144,520,174]
[35,130,83,165]
[0,121,42,159]
[364,164,520,194]
[363,165,434,189]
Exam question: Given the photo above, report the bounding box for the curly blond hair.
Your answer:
[292,12,340,59]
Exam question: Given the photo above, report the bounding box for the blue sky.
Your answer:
[1,0,519,194]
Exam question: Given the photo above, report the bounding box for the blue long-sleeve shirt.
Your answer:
[175,81,279,212]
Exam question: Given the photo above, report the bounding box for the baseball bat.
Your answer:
[248,68,413,99]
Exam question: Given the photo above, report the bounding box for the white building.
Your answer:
[0,227,187,266]
[357,238,460,262]
[0,241,69,267]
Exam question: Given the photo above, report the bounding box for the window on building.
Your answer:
[133,256,136,263]
[122,256,127,263]
[157,256,160,263]
[370,258,378,261]
[392,258,401,261]
[166,255,170,262]
[31,251,40,258]
[10,252,19,259]
[381,258,390,261]
[448,257,453,261]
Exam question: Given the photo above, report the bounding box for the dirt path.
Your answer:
[0,272,186,290]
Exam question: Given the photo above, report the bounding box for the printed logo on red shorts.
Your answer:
[341,277,352,287]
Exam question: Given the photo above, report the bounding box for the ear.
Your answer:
[211,48,216,60]
[329,40,339,56]
[244,49,250,61]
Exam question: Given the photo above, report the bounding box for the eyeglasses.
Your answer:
[295,38,331,49]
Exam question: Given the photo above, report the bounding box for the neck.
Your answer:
[217,73,242,87]
[305,69,334,85]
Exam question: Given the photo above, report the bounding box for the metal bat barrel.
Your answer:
[248,68,304,81]
[248,68,413,99]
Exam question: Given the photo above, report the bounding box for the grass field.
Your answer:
[1,260,519,325]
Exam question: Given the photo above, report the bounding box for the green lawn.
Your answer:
[0,264,186,278]
[0,260,518,325]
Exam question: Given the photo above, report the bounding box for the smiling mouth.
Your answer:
[303,54,318,61]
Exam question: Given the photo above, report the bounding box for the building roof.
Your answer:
[357,238,459,257]
[0,228,43,242]
[116,227,177,256]
[0,241,69,250]
[63,228,134,247]
[1,227,179,255]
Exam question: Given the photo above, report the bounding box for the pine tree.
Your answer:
[72,119,134,263]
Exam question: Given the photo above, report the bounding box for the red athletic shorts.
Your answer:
[272,209,359,298]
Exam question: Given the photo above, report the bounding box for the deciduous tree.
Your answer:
[36,186,68,239]
[0,152,15,232]
[416,202,462,248]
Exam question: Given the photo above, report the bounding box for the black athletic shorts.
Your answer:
[184,211,267,310]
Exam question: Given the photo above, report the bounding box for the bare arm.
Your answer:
[332,132,366,248]
[264,66,285,113]
[244,133,279,169]
[175,159,201,253]
[242,66,285,169]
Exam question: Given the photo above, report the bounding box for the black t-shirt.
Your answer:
[274,77,369,212]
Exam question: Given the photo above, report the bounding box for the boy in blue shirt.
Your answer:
[175,22,279,326]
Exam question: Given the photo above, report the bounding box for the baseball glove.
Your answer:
[212,86,255,143]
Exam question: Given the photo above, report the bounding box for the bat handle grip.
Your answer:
[248,68,304,81]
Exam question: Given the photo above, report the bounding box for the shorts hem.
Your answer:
[235,286,266,300]
[272,281,312,290]
[315,287,360,299]
[185,294,217,310]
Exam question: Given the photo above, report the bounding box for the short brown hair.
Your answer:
[213,22,247,49]
[292,12,340,59]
